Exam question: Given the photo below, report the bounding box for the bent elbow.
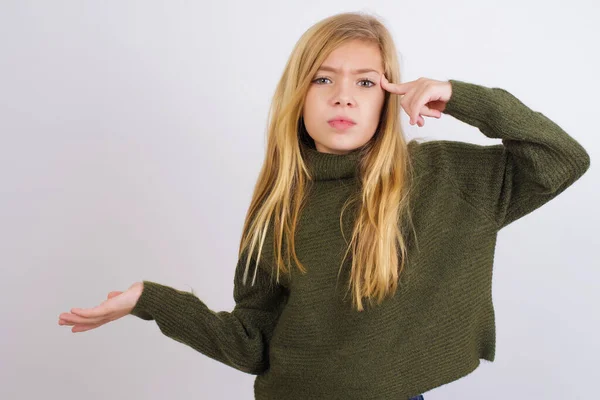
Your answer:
[234,359,269,375]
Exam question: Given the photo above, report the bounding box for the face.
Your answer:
[302,40,385,155]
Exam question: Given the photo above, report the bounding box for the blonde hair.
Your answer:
[238,11,418,311]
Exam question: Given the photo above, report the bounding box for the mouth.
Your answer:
[328,117,356,131]
[328,116,356,124]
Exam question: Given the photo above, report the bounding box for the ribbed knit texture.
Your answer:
[130,79,590,399]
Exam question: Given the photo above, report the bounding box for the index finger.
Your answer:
[380,75,412,95]
[71,304,111,318]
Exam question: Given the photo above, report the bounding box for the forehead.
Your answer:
[319,40,383,71]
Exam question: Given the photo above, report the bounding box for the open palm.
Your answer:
[58,282,144,333]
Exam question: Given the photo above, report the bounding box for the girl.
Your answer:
[58,11,590,400]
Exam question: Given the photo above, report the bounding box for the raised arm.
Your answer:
[416,79,590,230]
[130,253,288,375]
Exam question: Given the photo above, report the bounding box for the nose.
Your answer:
[331,81,356,107]
[334,97,354,107]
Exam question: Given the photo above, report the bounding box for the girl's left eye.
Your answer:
[312,77,375,88]
[358,79,375,87]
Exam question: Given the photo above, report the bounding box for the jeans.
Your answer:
[408,395,424,400]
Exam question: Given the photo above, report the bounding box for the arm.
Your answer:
[418,79,590,229]
[129,253,288,375]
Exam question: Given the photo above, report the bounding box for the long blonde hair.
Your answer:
[238,11,418,311]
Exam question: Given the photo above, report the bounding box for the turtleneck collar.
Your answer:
[302,144,362,181]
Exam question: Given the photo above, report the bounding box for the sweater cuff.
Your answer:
[129,280,168,321]
[442,79,497,123]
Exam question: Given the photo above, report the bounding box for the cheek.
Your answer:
[364,93,385,125]
[303,92,323,119]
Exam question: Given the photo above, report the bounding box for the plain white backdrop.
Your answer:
[1,1,598,399]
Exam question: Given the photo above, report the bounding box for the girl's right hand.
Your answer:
[58,281,144,333]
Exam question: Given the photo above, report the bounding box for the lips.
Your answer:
[328,116,356,124]
[328,120,356,130]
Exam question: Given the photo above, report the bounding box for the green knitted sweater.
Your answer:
[130,79,590,399]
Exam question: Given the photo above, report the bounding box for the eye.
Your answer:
[358,79,375,88]
[312,77,332,84]
[312,76,376,88]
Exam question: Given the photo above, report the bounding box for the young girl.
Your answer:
[58,11,590,400]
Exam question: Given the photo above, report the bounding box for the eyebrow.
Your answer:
[317,65,381,75]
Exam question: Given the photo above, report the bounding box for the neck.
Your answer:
[302,144,362,181]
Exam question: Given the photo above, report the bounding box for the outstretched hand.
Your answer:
[380,75,452,127]
[58,281,144,333]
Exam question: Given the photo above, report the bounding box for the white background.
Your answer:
[1,1,598,399]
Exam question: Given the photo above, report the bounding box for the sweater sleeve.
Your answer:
[419,79,590,230]
[128,252,288,375]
